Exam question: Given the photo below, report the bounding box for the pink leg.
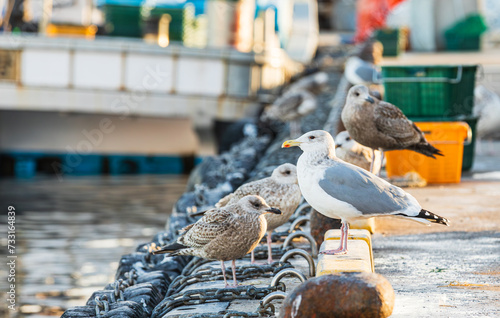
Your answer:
[231,260,238,287]
[251,250,255,264]
[221,260,229,287]
[267,231,274,264]
[320,221,349,255]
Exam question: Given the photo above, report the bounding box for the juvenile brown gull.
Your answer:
[261,90,316,137]
[216,163,302,264]
[282,130,449,255]
[285,71,329,95]
[153,195,281,287]
[341,85,442,174]
[334,130,382,174]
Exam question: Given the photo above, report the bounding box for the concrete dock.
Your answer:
[372,144,500,317]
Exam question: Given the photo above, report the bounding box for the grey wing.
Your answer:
[262,94,302,121]
[275,94,303,114]
[318,162,418,215]
[179,209,232,247]
[374,101,421,145]
[355,63,378,83]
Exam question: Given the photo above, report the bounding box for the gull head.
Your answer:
[334,131,355,152]
[347,84,375,106]
[271,163,298,184]
[239,195,282,215]
[282,130,336,155]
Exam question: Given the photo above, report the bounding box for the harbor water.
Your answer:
[0,175,188,317]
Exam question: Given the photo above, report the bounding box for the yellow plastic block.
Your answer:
[350,218,376,233]
[316,229,374,276]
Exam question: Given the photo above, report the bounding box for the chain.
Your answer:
[112,279,128,301]
[152,285,285,318]
[167,262,293,296]
[192,312,260,318]
[246,245,293,260]
[94,295,110,317]
[123,269,138,286]
[257,303,277,317]
[181,257,213,276]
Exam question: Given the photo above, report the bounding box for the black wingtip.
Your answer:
[189,210,208,217]
[152,242,187,255]
[417,209,449,226]
[410,143,444,159]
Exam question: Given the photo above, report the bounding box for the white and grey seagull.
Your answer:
[282,130,449,255]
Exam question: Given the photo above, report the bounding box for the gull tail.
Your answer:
[413,209,449,226]
[152,242,188,255]
[408,142,443,159]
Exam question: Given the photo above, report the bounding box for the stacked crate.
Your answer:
[381,65,479,183]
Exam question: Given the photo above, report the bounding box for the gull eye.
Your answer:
[354,92,360,97]
[346,137,351,141]
[309,136,315,140]
[285,170,290,175]
[252,201,260,208]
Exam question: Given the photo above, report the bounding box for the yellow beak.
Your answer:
[282,140,302,148]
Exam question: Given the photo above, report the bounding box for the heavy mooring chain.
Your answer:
[256,291,287,317]
[124,269,138,286]
[246,245,293,260]
[152,285,286,317]
[112,279,128,301]
[192,311,260,318]
[181,257,213,276]
[167,262,294,296]
[94,295,110,318]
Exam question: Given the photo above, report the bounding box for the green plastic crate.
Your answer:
[102,5,143,38]
[374,28,400,57]
[141,7,186,41]
[382,65,477,117]
[445,34,481,51]
[444,14,486,51]
[410,116,477,171]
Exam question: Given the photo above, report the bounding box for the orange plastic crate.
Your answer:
[385,122,471,184]
[46,24,98,39]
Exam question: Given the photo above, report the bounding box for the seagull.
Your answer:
[334,130,382,174]
[282,130,449,255]
[216,163,302,264]
[285,71,329,95]
[342,85,442,174]
[153,195,281,287]
[261,89,316,137]
[344,56,380,85]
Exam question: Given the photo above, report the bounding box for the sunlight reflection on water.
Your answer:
[0,175,187,317]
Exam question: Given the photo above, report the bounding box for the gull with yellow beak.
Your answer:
[282,130,449,255]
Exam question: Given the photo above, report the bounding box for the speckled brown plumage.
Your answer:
[153,195,281,287]
[334,130,382,174]
[216,163,302,263]
[216,163,302,232]
[261,90,317,122]
[342,85,442,158]
[173,196,271,260]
